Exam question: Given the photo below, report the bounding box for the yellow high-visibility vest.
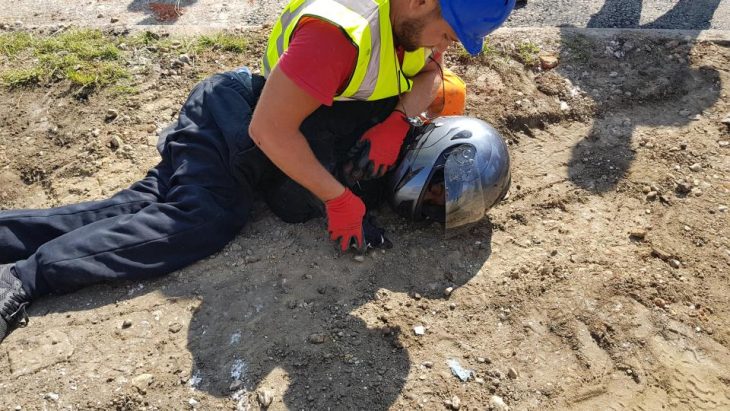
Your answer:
[262,0,429,101]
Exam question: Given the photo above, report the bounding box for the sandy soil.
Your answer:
[0,27,729,410]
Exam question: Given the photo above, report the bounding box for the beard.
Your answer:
[393,17,426,52]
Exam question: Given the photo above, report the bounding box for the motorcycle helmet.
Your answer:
[389,116,511,233]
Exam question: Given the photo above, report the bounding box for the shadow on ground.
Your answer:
[563,0,722,192]
[587,0,723,29]
[179,212,493,408]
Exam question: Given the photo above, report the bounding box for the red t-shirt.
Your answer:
[276,18,437,106]
[277,17,357,106]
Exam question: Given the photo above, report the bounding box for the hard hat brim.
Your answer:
[440,1,483,56]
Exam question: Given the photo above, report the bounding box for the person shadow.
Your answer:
[587,0,723,29]
[127,0,198,25]
[563,0,722,193]
[179,208,493,408]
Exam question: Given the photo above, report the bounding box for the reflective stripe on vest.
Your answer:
[262,0,429,101]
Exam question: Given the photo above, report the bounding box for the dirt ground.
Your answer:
[0,26,729,410]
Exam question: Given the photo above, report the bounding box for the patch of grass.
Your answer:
[111,84,138,96]
[1,67,43,88]
[517,41,541,66]
[0,28,129,93]
[197,33,248,53]
[35,30,121,61]
[0,32,33,57]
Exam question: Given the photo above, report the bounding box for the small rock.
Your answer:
[449,395,462,410]
[539,54,559,70]
[669,259,681,269]
[105,109,119,122]
[629,229,647,240]
[719,205,728,212]
[229,380,244,391]
[244,255,261,264]
[188,398,198,408]
[131,374,154,394]
[422,361,434,368]
[507,367,518,379]
[307,333,326,344]
[121,319,133,329]
[609,71,619,78]
[675,180,693,195]
[256,389,274,408]
[654,297,667,308]
[168,322,183,333]
[652,247,672,261]
[353,255,365,263]
[109,135,123,150]
[45,392,59,401]
[646,191,658,201]
[178,54,192,65]
[287,300,298,309]
[475,377,485,384]
[110,17,119,23]
[444,287,454,297]
[679,109,691,117]
[689,163,702,172]
[449,303,457,310]
[413,325,426,336]
[489,395,509,411]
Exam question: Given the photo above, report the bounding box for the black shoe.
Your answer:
[0,264,30,343]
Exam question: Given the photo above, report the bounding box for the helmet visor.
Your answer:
[444,144,486,234]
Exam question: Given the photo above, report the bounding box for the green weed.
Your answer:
[517,41,541,66]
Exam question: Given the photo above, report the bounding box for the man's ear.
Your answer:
[407,0,438,15]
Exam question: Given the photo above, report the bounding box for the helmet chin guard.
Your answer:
[389,116,511,235]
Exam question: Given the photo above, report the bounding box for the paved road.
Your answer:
[0,0,728,31]
[508,0,729,30]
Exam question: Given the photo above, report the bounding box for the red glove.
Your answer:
[325,188,366,252]
[346,110,411,180]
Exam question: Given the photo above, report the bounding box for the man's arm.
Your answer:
[397,54,444,117]
[248,66,344,202]
[344,53,444,180]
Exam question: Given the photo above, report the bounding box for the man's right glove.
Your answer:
[345,110,411,181]
[325,188,366,252]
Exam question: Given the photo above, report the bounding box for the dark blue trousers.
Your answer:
[0,68,396,298]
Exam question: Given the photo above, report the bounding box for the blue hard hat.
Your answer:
[440,0,516,55]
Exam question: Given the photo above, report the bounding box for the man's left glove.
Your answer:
[346,110,411,181]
